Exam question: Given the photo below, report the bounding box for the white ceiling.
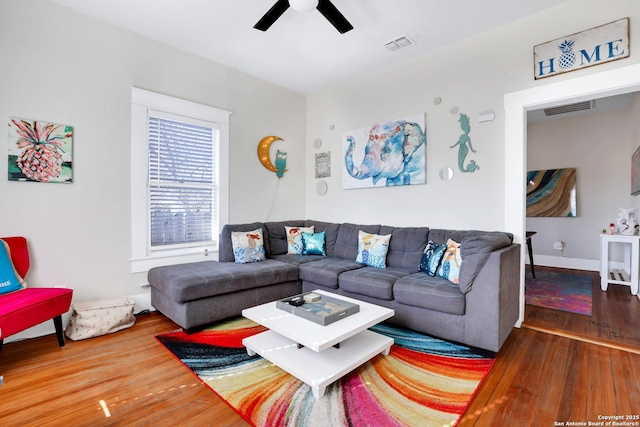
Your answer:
[51,0,571,95]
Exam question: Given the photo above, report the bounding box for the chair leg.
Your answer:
[527,236,536,279]
[53,315,65,347]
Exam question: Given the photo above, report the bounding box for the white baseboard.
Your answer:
[528,255,600,272]
[129,292,156,314]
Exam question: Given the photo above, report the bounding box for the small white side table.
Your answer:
[599,234,640,295]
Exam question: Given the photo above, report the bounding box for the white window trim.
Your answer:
[130,88,231,273]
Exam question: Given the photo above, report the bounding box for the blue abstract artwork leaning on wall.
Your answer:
[526,167,577,217]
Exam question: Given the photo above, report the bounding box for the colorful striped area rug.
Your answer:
[525,270,593,316]
[156,317,495,427]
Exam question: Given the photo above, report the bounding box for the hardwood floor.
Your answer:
[523,265,640,350]
[1,281,639,426]
[0,313,250,427]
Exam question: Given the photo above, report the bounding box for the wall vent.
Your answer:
[543,100,594,116]
[383,34,415,52]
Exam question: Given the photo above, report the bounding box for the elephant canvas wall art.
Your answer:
[342,113,426,189]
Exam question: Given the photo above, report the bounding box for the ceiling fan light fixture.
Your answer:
[289,0,319,13]
[255,0,352,33]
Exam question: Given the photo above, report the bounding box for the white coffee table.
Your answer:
[241,290,394,398]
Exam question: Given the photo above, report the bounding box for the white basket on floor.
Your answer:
[65,297,136,341]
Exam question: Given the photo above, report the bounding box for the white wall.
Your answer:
[527,102,638,268]
[305,0,640,233]
[0,0,306,340]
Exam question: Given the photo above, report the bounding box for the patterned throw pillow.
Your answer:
[437,238,463,284]
[418,240,447,276]
[301,231,326,256]
[231,228,266,264]
[355,230,391,269]
[285,226,315,255]
[0,240,27,295]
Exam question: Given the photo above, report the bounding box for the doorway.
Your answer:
[504,62,640,335]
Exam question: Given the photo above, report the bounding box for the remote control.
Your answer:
[288,297,305,306]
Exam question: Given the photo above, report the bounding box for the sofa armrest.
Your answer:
[462,243,521,352]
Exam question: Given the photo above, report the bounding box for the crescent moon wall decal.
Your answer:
[257,135,283,173]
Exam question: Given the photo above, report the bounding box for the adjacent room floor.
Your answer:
[523,265,640,351]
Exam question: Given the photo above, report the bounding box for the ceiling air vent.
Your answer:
[543,100,594,117]
[383,34,415,52]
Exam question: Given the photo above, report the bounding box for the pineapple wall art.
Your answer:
[557,39,576,70]
[8,118,73,183]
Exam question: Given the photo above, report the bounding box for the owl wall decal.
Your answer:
[257,135,287,178]
[275,150,287,178]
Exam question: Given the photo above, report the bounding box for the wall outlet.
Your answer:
[553,240,564,250]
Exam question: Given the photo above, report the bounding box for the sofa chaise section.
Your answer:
[149,223,301,331]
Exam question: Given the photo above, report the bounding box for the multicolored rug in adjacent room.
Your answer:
[525,270,593,316]
[156,317,495,427]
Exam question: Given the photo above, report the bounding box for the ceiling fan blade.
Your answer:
[254,0,290,31]
[316,0,353,34]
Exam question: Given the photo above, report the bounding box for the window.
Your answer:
[131,88,231,273]
[148,115,215,248]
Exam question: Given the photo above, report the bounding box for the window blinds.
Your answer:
[148,116,216,248]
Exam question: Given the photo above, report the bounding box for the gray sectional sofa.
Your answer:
[148,220,520,352]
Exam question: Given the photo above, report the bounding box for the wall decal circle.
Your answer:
[316,180,328,196]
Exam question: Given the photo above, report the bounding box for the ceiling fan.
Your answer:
[254,0,353,34]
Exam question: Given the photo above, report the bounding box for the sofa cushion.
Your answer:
[264,221,305,255]
[428,229,513,294]
[355,231,391,268]
[339,267,410,300]
[379,226,429,269]
[458,232,513,293]
[298,258,364,288]
[219,222,267,262]
[148,259,298,303]
[304,220,340,257]
[270,253,325,266]
[393,272,465,315]
[334,223,381,260]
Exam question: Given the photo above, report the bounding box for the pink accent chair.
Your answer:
[0,237,73,349]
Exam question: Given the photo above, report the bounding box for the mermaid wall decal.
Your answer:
[450,113,479,173]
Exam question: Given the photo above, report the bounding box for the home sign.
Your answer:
[534,18,629,80]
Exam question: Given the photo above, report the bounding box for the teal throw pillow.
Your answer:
[418,240,447,276]
[355,230,391,268]
[0,241,25,295]
[437,239,463,284]
[301,231,326,256]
